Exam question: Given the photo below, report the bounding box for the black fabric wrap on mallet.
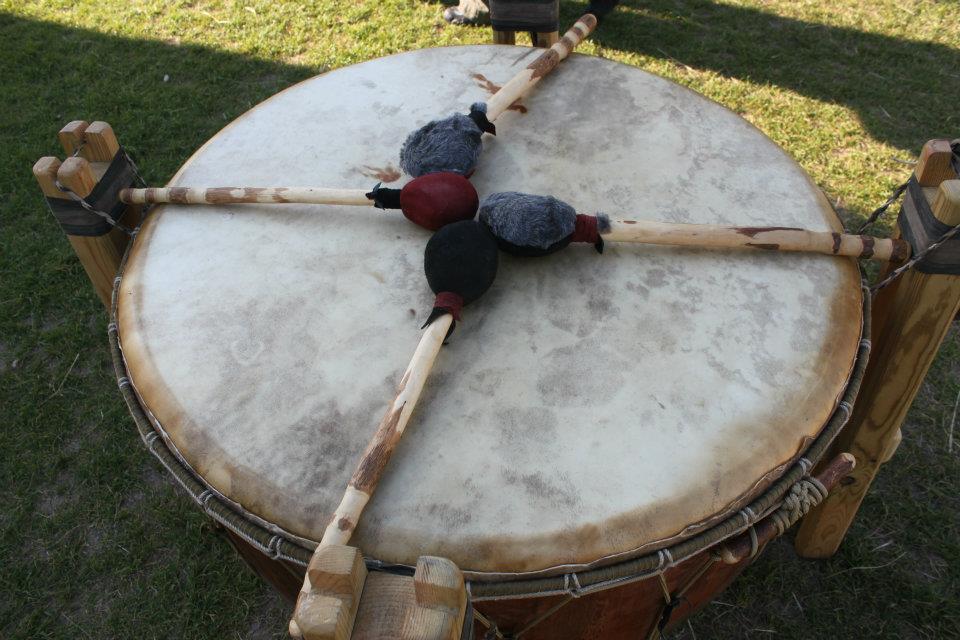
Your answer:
[423,220,499,334]
[478,191,609,255]
[365,182,402,209]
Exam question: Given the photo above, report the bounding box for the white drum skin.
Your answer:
[117,46,862,580]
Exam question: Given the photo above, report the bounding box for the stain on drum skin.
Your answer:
[116,46,863,577]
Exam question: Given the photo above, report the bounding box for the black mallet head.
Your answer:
[422,219,499,330]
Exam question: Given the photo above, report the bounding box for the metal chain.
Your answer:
[53,178,135,235]
[849,164,960,293]
[872,222,960,292]
[856,180,909,234]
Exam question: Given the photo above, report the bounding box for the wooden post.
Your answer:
[33,121,134,309]
[291,545,368,640]
[492,30,516,45]
[58,120,94,160]
[795,152,960,558]
[915,139,957,187]
[533,31,559,47]
[290,548,468,640]
[349,556,467,640]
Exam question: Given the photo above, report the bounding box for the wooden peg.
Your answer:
[57,156,97,197]
[414,557,465,614]
[58,120,93,159]
[915,139,957,187]
[33,157,67,199]
[795,179,960,558]
[44,155,126,308]
[933,180,960,222]
[84,122,120,162]
[292,545,367,640]
[343,555,467,640]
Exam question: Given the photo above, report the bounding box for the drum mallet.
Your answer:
[399,12,599,178]
[291,220,498,640]
[477,192,912,262]
[120,171,479,231]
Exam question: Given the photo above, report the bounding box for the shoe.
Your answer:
[444,2,489,25]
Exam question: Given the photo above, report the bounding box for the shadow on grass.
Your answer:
[3,7,958,640]
[0,12,315,640]
[557,0,959,151]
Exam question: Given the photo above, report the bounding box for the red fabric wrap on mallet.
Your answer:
[570,214,604,253]
[432,292,464,321]
[571,214,599,243]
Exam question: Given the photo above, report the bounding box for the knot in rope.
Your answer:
[770,477,829,535]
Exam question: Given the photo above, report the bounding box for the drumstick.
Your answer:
[398,13,599,178]
[118,172,478,231]
[292,221,498,638]
[478,191,912,262]
[483,14,598,122]
[319,220,498,547]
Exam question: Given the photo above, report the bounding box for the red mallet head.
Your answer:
[367,172,479,231]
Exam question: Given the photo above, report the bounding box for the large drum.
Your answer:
[111,47,866,639]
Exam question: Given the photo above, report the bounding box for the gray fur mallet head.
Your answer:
[399,102,489,178]
[479,191,610,256]
[479,192,575,249]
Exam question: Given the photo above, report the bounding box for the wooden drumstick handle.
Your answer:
[292,315,454,639]
[484,13,598,121]
[120,186,374,206]
[601,219,911,263]
[319,313,455,548]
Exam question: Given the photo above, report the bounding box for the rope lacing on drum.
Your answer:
[266,535,283,560]
[473,609,506,640]
[769,476,829,536]
[647,555,718,640]
[197,488,215,507]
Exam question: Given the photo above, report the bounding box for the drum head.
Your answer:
[118,46,862,578]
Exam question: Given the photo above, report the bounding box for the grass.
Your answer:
[1,1,958,638]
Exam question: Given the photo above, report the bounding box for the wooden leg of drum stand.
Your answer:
[294,547,467,640]
[533,31,559,47]
[795,141,960,558]
[492,29,516,44]
[32,120,135,310]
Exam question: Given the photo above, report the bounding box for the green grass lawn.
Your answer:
[1,1,958,638]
